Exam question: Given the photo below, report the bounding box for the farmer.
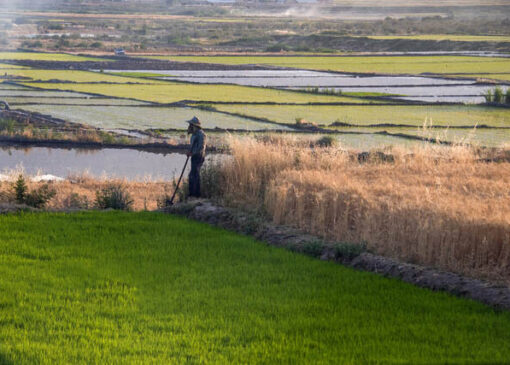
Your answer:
[186,116,206,198]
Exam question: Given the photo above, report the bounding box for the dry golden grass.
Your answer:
[214,136,510,284]
[0,171,175,211]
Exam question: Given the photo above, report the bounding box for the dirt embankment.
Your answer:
[166,200,510,311]
[5,58,274,71]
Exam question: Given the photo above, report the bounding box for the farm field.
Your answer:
[2,69,165,84]
[1,211,510,363]
[212,104,510,128]
[152,55,510,75]
[19,104,287,131]
[0,52,105,62]
[22,82,368,104]
[6,96,150,106]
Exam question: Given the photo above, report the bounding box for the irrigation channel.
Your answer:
[0,146,224,181]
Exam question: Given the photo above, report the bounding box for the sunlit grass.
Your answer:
[149,55,510,74]
[0,52,105,62]
[4,69,165,84]
[1,211,510,363]
[212,103,510,127]
[22,82,370,104]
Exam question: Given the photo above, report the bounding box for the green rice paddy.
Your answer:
[1,211,510,364]
[3,69,165,84]
[22,82,368,104]
[19,104,287,130]
[212,104,510,128]
[150,55,510,75]
[0,52,105,62]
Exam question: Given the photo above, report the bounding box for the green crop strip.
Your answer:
[22,82,371,104]
[1,211,510,363]
[149,55,510,75]
[4,69,166,84]
[0,52,106,62]
[212,104,510,128]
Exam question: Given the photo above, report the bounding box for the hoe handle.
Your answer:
[169,155,190,205]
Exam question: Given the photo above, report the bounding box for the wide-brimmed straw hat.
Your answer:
[186,116,202,128]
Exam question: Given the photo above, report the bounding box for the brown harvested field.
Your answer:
[209,136,510,284]
[6,11,190,20]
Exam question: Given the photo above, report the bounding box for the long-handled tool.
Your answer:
[167,155,190,206]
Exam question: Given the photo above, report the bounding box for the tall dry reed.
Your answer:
[214,136,510,284]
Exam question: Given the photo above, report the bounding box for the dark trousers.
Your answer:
[188,155,204,197]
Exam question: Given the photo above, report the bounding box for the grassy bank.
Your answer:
[204,137,510,283]
[1,211,510,363]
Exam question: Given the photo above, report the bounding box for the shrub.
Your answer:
[95,184,133,211]
[315,135,336,148]
[494,87,504,104]
[63,193,89,210]
[13,174,27,204]
[25,185,56,209]
[301,240,326,258]
[12,174,56,208]
[332,242,367,261]
[506,89,510,105]
[484,89,493,103]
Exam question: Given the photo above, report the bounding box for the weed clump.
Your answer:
[95,184,133,211]
[12,174,56,209]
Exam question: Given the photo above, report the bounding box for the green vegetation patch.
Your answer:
[22,82,368,104]
[18,104,288,130]
[1,211,510,363]
[155,55,510,75]
[6,96,150,106]
[3,69,166,84]
[0,63,27,69]
[213,104,510,128]
[0,52,105,62]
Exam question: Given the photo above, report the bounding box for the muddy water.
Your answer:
[0,146,223,181]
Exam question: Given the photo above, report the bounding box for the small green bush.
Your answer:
[316,135,336,148]
[95,184,133,211]
[332,242,366,261]
[494,87,504,104]
[12,174,56,208]
[301,240,326,258]
[505,89,510,104]
[484,89,493,103]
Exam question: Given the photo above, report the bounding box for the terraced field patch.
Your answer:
[0,89,94,98]
[3,69,164,84]
[6,96,150,106]
[0,52,105,62]
[213,104,510,128]
[1,212,510,363]
[19,104,289,130]
[22,82,369,104]
[156,55,510,75]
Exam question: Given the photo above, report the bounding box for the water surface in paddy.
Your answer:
[0,146,223,181]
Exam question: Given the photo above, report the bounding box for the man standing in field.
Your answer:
[186,116,206,198]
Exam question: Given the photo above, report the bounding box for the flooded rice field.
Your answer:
[18,104,288,131]
[0,146,223,181]
[101,69,503,104]
[309,84,510,103]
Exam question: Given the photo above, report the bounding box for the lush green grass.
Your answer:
[151,55,510,75]
[213,104,510,128]
[450,73,510,82]
[0,63,27,69]
[1,211,510,364]
[22,82,369,104]
[0,52,105,62]
[4,69,165,84]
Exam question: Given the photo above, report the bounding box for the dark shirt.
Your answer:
[190,129,206,158]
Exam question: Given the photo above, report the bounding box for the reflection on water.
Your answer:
[0,146,221,181]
